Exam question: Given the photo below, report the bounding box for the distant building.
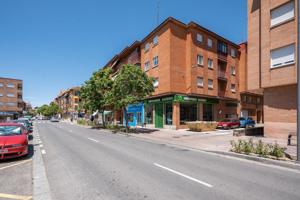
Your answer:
[248,0,297,138]
[0,77,24,120]
[55,87,80,119]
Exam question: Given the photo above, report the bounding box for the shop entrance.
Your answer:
[203,104,213,121]
[155,103,163,128]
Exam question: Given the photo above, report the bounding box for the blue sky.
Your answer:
[0,0,247,107]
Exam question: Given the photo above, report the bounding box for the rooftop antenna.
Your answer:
[156,0,160,25]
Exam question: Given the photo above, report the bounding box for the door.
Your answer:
[155,103,163,128]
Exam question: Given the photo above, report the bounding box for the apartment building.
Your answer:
[0,77,24,120]
[238,42,264,123]
[248,0,297,138]
[55,87,80,119]
[104,41,141,125]
[140,17,241,129]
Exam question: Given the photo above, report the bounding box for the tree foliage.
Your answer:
[37,102,60,117]
[80,67,113,125]
[111,65,154,129]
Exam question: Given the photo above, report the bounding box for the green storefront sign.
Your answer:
[145,95,219,104]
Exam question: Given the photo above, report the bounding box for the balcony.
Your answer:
[218,70,227,81]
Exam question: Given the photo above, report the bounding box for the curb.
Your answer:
[32,126,52,200]
[206,150,300,171]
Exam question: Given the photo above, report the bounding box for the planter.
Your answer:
[186,121,218,132]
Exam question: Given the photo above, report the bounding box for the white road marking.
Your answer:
[88,138,99,143]
[41,149,46,154]
[39,144,43,147]
[0,159,32,170]
[154,163,213,188]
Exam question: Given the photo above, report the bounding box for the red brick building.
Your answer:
[248,0,297,138]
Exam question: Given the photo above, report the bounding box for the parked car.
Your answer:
[217,119,240,129]
[0,122,29,160]
[50,117,60,122]
[239,117,255,128]
[10,119,33,133]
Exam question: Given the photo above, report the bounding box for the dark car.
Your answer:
[217,119,240,129]
[239,117,255,128]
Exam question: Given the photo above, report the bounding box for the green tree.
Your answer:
[80,67,113,127]
[111,64,154,131]
[36,103,60,117]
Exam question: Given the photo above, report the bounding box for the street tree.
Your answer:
[111,64,154,131]
[80,67,113,127]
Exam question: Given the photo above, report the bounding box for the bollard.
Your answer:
[288,134,292,146]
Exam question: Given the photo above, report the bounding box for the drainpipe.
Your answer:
[297,0,300,162]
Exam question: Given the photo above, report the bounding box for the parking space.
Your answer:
[0,141,33,200]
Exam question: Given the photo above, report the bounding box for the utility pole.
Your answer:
[297,0,300,162]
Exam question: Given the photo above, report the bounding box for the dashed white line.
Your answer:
[154,163,213,188]
[41,149,46,154]
[87,138,99,143]
[39,144,43,148]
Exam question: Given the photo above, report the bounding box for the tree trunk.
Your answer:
[123,107,129,133]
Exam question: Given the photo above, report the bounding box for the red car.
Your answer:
[217,119,240,129]
[0,123,28,160]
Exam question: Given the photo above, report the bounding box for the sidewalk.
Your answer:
[132,128,297,160]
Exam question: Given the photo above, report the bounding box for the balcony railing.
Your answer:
[218,71,227,81]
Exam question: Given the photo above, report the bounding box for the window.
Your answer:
[231,48,236,57]
[0,93,3,97]
[7,83,15,88]
[144,43,150,52]
[231,66,236,75]
[197,54,203,65]
[145,104,154,124]
[0,83,3,87]
[242,95,247,102]
[257,97,261,104]
[165,103,173,125]
[153,36,158,45]
[208,79,213,89]
[197,77,204,87]
[271,1,294,27]
[208,58,213,69]
[0,102,3,106]
[207,38,213,48]
[271,44,295,68]
[144,61,150,71]
[180,103,197,125]
[196,33,203,42]
[217,41,227,54]
[7,93,15,97]
[6,102,15,107]
[231,84,236,92]
[153,78,159,88]
[153,56,158,67]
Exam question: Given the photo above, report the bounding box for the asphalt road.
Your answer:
[36,121,300,200]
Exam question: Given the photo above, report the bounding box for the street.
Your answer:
[34,121,300,200]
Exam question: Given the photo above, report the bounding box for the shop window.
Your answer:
[137,112,142,125]
[203,104,213,121]
[145,105,153,124]
[127,113,134,123]
[165,103,173,125]
[180,103,197,125]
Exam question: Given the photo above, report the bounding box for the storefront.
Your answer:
[144,95,219,129]
[124,103,144,127]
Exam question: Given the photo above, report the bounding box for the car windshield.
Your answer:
[0,126,22,136]
[239,117,245,120]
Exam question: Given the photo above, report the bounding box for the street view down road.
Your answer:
[33,121,300,200]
